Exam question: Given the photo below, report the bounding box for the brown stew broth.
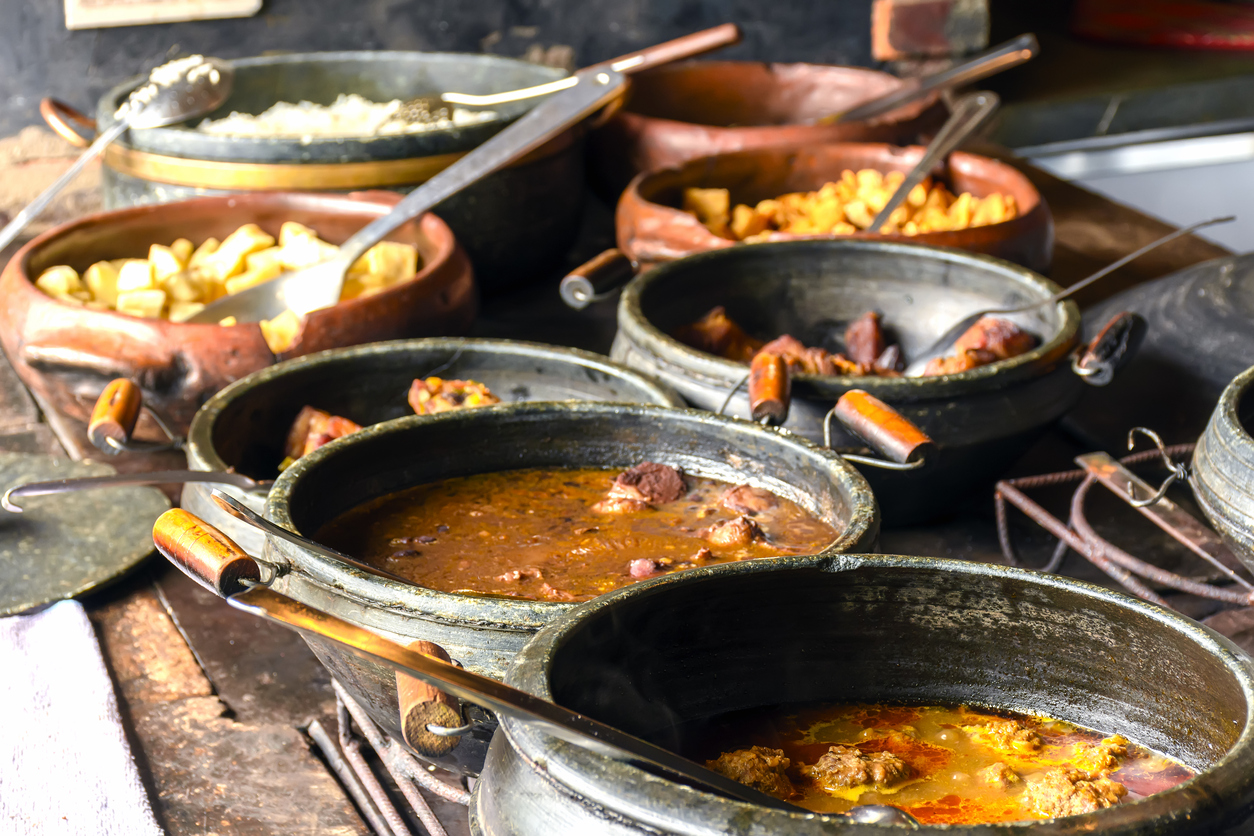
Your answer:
[691,703,1193,824]
[315,467,838,602]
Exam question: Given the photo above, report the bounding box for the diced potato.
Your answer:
[682,187,731,238]
[278,221,321,247]
[148,244,185,281]
[35,265,82,297]
[162,271,203,303]
[245,246,285,275]
[116,289,167,319]
[259,309,302,354]
[348,241,419,284]
[219,316,238,327]
[84,261,120,307]
[202,224,275,281]
[168,301,205,323]
[279,234,338,270]
[53,293,84,306]
[188,237,220,268]
[224,260,282,296]
[171,238,194,264]
[116,259,155,293]
[730,204,770,240]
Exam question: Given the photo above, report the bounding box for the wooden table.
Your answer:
[0,129,1234,835]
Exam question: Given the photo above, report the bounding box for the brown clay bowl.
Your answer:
[616,142,1053,273]
[588,61,947,198]
[0,191,475,440]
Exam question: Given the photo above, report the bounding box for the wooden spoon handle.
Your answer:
[560,248,636,309]
[397,640,464,756]
[152,508,261,597]
[834,390,934,464]
[87,378,142,454]
[748,352,790,425]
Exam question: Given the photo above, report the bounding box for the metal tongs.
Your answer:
[151,506,920,827]
[187,24,743,325]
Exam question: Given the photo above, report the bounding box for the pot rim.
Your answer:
[502,553,1254,834]
[10,190,457,333]
[617,238,1082,400]
[98,50,569,153]
[1191,364,1254,558]
[263,402,879,630]
[186,336,687,473]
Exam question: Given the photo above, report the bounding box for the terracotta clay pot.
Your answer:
[588,61,946,198]
[616,142,1054,273]
[0,191,475,439]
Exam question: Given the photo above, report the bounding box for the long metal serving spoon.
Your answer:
[822,33,1037,125]
[902,215,1237,376]
[153,503,920,827]
[187,25,742,325]
[867,89,1001,233]
[0,55,233,253]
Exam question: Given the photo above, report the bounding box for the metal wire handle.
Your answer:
[1126,427,1189,508]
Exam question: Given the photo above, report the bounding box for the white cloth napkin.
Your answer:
[0,600,161,836]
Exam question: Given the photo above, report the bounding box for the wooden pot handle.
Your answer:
[833,390,934,464]
[748,352,790,425]
[597,23,742,75]
[396,640,464,756]
[87,378,142,454]
[39,98,96,149]
[560,248,636,310]
[1074,311,1146,387]
[152,508,261,597]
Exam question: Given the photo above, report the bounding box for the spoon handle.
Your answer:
[869,90,999,233]
[0,119,129,253]
[836,33,1036,124]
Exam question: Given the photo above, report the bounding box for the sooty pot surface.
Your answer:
[476,555,1254,835]
[262,403,879,770]
[612,239,1084,523]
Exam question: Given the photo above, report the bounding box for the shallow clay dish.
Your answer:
[588,61,946,197]
[617,142,1053,273]
[0,191,475,439]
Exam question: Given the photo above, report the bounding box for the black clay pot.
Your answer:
[475,554,1254,835]
[612,239,1099,524]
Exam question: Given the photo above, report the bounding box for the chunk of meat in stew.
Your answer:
[954,316,1038,360]
[1022,767,1127,817]
[758,335,863,376]
[1072,734,1129,775]
[802,745,912,791]
[673,306,765,363]
[720,484,779,516]
[702,515,764,547]
[593,462,687,514]
[282,406,362,469]
[978,761,1020,788]
[961,718,1042,754]
[706,746,795,800]
[844,311,886,367]
[922,348,998,376]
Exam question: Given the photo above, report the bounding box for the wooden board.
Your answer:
[64,0,260,30]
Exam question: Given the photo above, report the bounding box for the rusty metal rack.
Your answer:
[995,442,1254,610]
[308,680,472,836]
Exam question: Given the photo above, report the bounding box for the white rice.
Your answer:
[196,93,497,141]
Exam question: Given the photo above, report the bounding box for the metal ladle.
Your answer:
[0,55,233,253]
[152,505,921,827]
[903,215,1237,376]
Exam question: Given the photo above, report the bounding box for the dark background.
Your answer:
[0,0,878,136]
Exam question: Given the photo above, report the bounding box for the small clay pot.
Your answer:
[0,191,475,439]
[588,61,946,198]
[617,142,1053,273]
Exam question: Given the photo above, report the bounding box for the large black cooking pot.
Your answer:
[611,239,1105,524]
[181,338,683,554]
[474,554,1254,835]
[261,403,879,770]
[89,52,581,289]
[1191,364,1254,573]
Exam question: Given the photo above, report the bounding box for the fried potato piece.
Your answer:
[683,187,732,238]
[259,309,302,354]
[407,376,500,415]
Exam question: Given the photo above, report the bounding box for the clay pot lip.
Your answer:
[5,191,460,337]
[617,238,1081,398]
[184,336,689,474]
[263,401,879,629]
[617,60,937,128]
[502,552,1254,832]
[624,141,1048,251]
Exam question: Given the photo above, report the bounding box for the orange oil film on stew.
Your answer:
[315,466,839,602]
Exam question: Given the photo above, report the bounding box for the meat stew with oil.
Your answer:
[315,463,839,602]
[697,702,1192,825]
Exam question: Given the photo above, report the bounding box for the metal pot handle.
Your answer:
[152,507,470,755]
[560,248,636,309]
[1072,311,1146,387]
[39,98,96,148]
[87,378,184,455]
